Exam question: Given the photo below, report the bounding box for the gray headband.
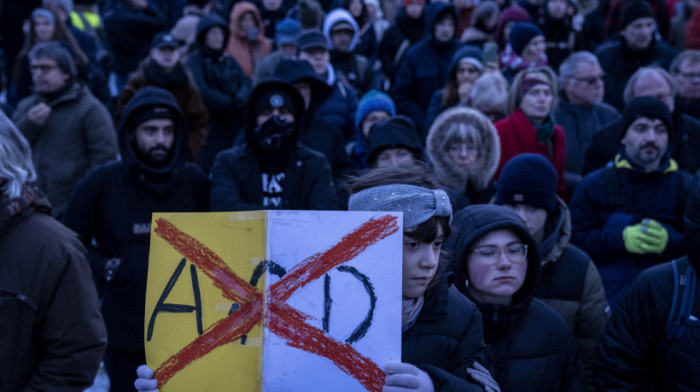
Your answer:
[348,184,452,228]
[32,9,55,25]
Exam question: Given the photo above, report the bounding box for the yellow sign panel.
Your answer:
[145,211,267,392]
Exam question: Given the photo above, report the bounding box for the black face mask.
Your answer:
[255,115,295,152]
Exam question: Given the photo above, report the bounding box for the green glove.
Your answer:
[639,218,669,254]
[623,223,647,254]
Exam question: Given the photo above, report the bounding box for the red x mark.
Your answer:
[151,214,399,391]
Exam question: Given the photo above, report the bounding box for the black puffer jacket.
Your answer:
[403,274,488,392]
[594,169,700,391]
[448,204,588,392]
[63,86,210,351]
[187,14,251,172]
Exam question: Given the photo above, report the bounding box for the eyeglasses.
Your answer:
[571,74,605,85]
[448,143,478,154]
[30,64,58,73]
[471,244,528,264]
[680,72,700,80]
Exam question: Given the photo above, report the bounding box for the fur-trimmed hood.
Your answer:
[426,106,500,193]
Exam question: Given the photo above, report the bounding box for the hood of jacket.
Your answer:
[195,14,231,56]
[118,86,188,176]
[447,204,540,317]
[229,1,266,42]
[323,8,360,52]
[427,107,500,192]
[273,59,333,117]
[537,196,572,266]
[424,2,458,44]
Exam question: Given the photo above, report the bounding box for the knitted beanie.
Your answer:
[620,96,673,140]
[275,18,302,44]
[367,116,423,165]
[508,22,543,56]
[495,153,558,212]
[355,90,396,129]
[620,0,654,30]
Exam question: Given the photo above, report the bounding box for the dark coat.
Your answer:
[63,86,210,351]
[187,14,251,172]
[569,152,690,308]
[530,197,608,383]
[101,0,167,75]
[595,37,678,111]
[378,8,425,84]
[448,204,588,392]
[403,275,488,392]
[390,2,463,136]
[0,190,107,391]
[594,256,700,391]
[316,68,359,143]
[583,110,700,175]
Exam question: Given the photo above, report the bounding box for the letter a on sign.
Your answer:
[145,210,403,392]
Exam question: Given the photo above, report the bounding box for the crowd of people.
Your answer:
[1,0,700,391]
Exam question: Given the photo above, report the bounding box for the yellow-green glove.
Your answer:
[623,223,647,254]
[639,218,669,254]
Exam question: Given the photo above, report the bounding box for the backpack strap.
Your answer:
[603,163,622,212]
[666,258,698,343]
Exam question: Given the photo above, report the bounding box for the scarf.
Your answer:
[401,295,425,332]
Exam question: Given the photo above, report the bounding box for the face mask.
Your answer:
[245,27,259,41]
[255,116,294,151]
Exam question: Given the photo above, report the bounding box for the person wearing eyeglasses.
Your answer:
[554,51,620,198]
[426,106,500,207]
[447,203,588,392]
[670,50,700,121]
[494,153,608,388]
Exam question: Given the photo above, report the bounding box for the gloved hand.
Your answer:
[639,218,669,254]
[623,218,669,255]
[383,362,435,392]
[134,364,159,392]
[466,361,501,392]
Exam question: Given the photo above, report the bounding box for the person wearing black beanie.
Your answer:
[494,153,608,384]
[209,78,341,211]
[594,167,700,390]
[618,96,672,172]
[367,116,423,167]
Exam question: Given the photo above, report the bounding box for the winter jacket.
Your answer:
[224,2,273,78]
[187,14,251,172]
[12,82,118,218]
[324,8,373,95]
[0,188,107,392]
[583,110,700,175]
[535,13,581,71]
[316,65,359,143]
[448,204,588,392]
[378,8,425,85]
[595,37,678,111]
[427,107,500,205]
[594,255,700,391]
[101,0,167,76]
[391,2,464,136]
[529,197,608,385]
[494,108,567,198]
[403,274,488,392]
[569,152,690,308]
[63,86,210,351]
[115,59,209,160]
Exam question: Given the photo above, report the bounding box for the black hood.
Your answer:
[195,14,230,56]
[273,59,332,116]
[424,2,458,44]
[447,204,540,306]
[119,86,189,176]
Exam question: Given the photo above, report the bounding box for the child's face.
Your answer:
[401,225,444,298]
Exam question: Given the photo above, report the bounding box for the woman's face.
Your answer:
[519,83,553,123]
[349,0,364,17]
[34,16,55,42]
[466,228,528,305]
[522,35,546,61]
[204,27,225,50]
[447,139,479,170]
[402,225,444,298]
[456,62,481,85]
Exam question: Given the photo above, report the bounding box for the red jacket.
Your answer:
[494,108,567,198]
